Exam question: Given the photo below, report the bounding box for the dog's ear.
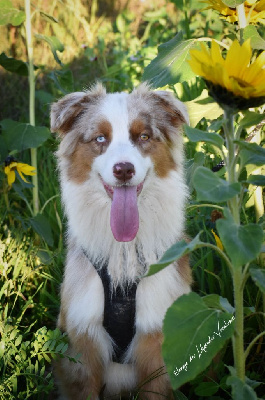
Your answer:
[153,90,189,126]
[50,84,106,135]
[50,92,88,135]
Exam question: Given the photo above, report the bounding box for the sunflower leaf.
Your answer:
[193,167,241,202]
[35,34,64,66]
[184,125,224,150]
[243,25,265,50]
[246,175,265,186]
[222,0,244,7]
[146,233,203,276]
[0,53,29,76]
[143,32,199,88]
[249,268,265,294]
[239,111,265,129]
[185,90,223,127]
[226,376,258,400]
[0,0,25,26]
[216,208,263,269]
[236,141,265,167]
[163,292,234,389]
[0,120,51,151]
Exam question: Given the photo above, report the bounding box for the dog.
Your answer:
[50,83,191,400]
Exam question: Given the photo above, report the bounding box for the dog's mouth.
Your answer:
[102,179,144,243]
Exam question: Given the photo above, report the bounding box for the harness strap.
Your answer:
[82,249,140,362]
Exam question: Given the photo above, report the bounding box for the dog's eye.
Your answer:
[96,136,106,143]
[140,133,150,141]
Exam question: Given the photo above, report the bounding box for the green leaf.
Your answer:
[222,0,244,7]
[237,141,265,167]
[0,0,25,26]
[40,11,59,24]
[146,233,203,277]
[246,175,265,186]
[0,120,51,151]
[249,268,265,294]
[216,209,263,269]
[203,294,234,314]
[226,376,258,400]
[194,382,219,396]
[186,152,205,191]
[48,69,74,94]
[239,111,265,129]
[143,32,198,88]
[0,53,28,76]
[184,125,224,150]
[243,25,265,50]
[193,167,241,202]
[35,34,64,66]
[163,292,235,389]
[185,90,223,127]
[171,0,203,10]
[173,390,189,400]
[29,214,54,246]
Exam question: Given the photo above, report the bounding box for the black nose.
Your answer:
[113,162,135,182]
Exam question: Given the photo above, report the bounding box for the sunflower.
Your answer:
[4,156,36,186]
[188,39,265,110]
[203,0,265,24]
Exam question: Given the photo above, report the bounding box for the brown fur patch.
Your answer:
[177,253,192,286]
[150,141,176,178]
[134,332,173,400]
[152,93,186,129]
[51,84,107,135]
[129,118,176,178]
[67,119,112,183]
[54,331,103,400]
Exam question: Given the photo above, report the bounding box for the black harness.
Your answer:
[82,249,144,362]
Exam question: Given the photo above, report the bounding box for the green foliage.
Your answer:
[184,125,224,150]
[0,53,28,76]
[0,0,25,26]
[216,209,263,269]
[193,167,241,202]
[143,32,198,87]
[163,292,234,389]
[0,120,51,152]
[243,25,265,50]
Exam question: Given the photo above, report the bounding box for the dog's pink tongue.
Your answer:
[110,186,139,242]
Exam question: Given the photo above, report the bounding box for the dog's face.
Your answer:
[51,84,188,243]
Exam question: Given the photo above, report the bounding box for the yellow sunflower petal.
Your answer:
[17,163,36,176]
[211,230,224,251]
[17,169,29,183]
[243,51,265,85]
[7,170,16,186]
[210,40,224,66]
[225,40,251,79]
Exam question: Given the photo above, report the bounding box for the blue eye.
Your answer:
[96,136,106,143]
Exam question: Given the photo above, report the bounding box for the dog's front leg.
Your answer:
[134,332,173,400]
[55,330,104,400]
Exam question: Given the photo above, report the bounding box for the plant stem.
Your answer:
[232,268,245,380]
[25,0,39,215]
[223,109,245,381]
[223,110,240,223]
[236,3,247,44]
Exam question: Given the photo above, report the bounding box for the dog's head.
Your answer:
[51,83,188,243]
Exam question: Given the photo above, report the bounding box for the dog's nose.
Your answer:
[113,162,135,182]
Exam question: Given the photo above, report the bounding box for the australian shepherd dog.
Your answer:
[50,83,191,400]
